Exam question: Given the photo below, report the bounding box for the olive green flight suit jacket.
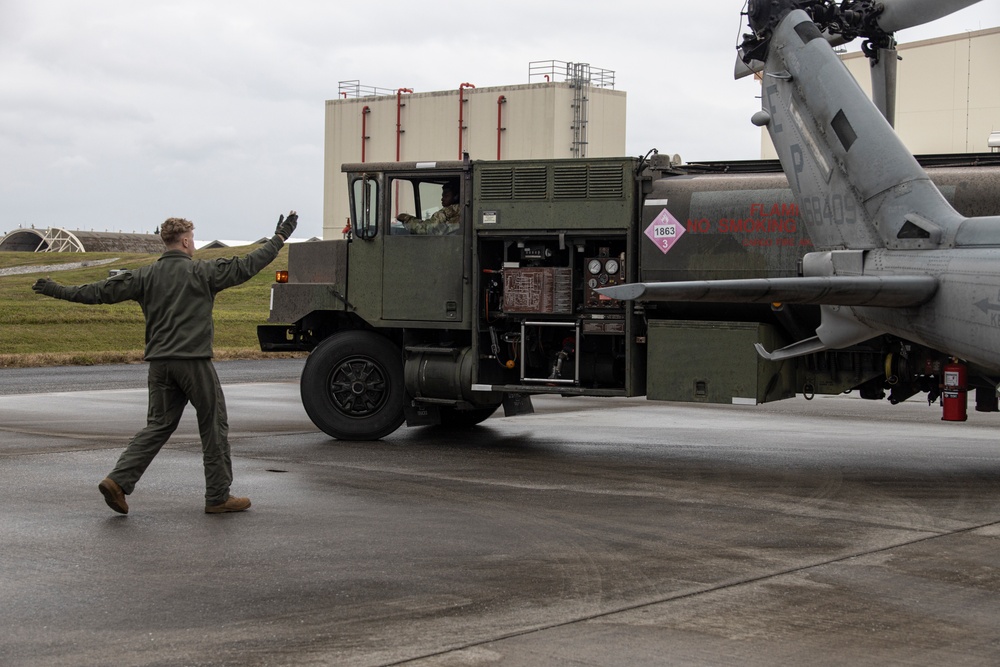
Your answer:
[48,236,284,359]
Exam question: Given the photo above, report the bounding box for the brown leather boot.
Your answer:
[98,478,128,515]
[205,496,251,514]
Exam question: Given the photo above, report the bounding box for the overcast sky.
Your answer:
[1,1,997,241]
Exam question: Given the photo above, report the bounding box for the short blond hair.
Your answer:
[161,218,194,245]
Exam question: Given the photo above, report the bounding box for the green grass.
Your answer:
[0,246,297,367]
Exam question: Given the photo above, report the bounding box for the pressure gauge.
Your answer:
[605,259,619,275]
[587,278,598,289]
[588,259,602,275]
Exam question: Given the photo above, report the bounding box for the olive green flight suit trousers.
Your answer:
[108,359,232,505]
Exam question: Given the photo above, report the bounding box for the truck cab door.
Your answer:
[382,177,465,323]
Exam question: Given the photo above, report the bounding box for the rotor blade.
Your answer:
[737,0,983,80]
[734,55,761,80]
[877,0,984,33]
[596,276,938,307]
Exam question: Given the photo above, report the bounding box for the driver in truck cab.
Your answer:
[395,181,460,235]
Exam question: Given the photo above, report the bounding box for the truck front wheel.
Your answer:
[301,331,406,440]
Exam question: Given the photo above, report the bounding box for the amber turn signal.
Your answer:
[275,270,289,283]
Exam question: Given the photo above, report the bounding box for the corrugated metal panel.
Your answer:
[0,228,164,253]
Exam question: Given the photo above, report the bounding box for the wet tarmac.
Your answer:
[1,360,999,666]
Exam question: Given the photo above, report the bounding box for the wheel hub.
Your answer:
[328,357,389,417]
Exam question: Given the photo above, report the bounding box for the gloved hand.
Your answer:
[397,213,414,224]
[276,210,298,240]
[32,278,58,296]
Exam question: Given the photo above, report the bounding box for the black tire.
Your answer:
[301,331,406,440]
[438,404,500,428]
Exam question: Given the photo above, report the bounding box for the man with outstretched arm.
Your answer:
[32,211,298,515]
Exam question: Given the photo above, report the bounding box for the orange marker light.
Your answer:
[275,270,289,283]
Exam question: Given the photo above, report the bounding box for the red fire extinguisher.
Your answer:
[941,360,968,422]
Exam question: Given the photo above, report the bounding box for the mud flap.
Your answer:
[404,402,441,427]
[502,393,534,417]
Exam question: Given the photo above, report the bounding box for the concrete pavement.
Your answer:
[1,363,999,665]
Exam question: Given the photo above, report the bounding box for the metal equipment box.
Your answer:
[646,320,795,404]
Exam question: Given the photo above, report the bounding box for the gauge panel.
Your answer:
[583,255,625,309]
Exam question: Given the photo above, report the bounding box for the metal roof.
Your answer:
[0,228,165,253]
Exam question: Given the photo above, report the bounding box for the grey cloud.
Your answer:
[1,0,994,239]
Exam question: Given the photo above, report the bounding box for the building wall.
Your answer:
[324,83,626,238]
[761,27,1000,158]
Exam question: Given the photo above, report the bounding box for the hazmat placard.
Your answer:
[645,208,685,254]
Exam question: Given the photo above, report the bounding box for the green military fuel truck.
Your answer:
[258,153,1000,440]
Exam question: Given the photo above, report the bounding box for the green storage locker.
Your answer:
[646,320,795,404]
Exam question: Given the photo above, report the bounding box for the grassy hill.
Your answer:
[0,245,298,368]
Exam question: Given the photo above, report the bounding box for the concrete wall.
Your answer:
[324,83,626,238]
[761,27,1000,158]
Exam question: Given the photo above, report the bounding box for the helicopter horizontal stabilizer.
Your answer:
[596,275,938,308]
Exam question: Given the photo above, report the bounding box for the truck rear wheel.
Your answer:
[301,331,405,440]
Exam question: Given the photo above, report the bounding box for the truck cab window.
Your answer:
[351,176,379,240]
[391,178,461,236]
